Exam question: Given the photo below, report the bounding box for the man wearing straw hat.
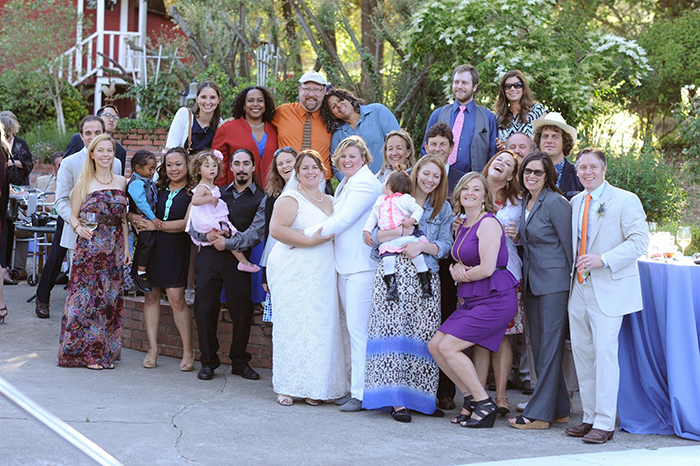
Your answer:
[533,112,583,200]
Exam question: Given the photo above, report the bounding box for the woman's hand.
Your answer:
[449,263,473,283]
[402,242,425,259]
[128,213,148,232]
[76,224,93,240]
[308,228,334,246]
[363,231,375,246]
[262,283,269,293]
[504,222,518,242]
[152,219,166,230]
[452,216,464,233]
[123,248,132,266]
[401,216,416,228]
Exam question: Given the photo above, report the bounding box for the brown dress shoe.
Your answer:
[437,397,456,410]
[582,428,615,444]
[565,422,593,437]
[35,301,50,319]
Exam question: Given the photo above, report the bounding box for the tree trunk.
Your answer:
[360,0,383,101]
[238,1,250,78]
[281,0,302,73]
[51,72,66,134]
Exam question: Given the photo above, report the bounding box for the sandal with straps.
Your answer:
[461,396,497,428]
[496,395,510,416]
[451,395,475,424]
[0,306,7,324]
[277,394,293,406]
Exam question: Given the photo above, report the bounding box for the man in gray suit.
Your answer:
[566,148,648,444]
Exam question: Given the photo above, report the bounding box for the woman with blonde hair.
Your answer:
[57,134,130,370]
[376,130,416,183]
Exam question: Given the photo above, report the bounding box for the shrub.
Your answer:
[22,120,74,163]
[604,143,687,224]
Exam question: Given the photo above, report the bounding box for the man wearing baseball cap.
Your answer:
[272,71,333,179]
[533,112,583,200]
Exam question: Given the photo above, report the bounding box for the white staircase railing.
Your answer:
[57,30,142,86]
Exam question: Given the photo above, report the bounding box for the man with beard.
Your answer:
[189,148,266,381]
[422,64,497,174]
[272,71,332,180]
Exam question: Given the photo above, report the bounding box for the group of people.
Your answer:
[10,65,649,445]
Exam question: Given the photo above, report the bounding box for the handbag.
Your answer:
[262,292,272,322]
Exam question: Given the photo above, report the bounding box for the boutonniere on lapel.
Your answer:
[596,202,607,219]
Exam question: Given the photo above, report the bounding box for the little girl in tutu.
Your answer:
[363,170,431,301]
[187,150,260,273]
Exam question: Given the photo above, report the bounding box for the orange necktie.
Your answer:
[577,194,592,284]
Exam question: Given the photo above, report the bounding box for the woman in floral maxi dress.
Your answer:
[58,134,130,370]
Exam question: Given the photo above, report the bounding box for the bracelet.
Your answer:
[72,222,79,233]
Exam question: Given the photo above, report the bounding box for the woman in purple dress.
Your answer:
[428,172,518,428]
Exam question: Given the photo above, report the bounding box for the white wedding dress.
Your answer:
[267,190,349,399]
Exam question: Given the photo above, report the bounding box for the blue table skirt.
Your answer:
[618,259,700,441]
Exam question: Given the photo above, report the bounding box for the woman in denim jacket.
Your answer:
[362,155,454,423]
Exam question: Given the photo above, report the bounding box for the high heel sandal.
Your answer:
[180,350,195,372]
[461,396,497,428]
[496,395,510,416]
[451,395,474,424]
[143,348,159,369]
[0,307,7,324]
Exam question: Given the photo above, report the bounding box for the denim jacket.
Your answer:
[371,198,454,272]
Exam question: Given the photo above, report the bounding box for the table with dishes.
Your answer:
[617,227,700,441]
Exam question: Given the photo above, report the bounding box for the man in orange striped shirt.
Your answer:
[272,71,333,180]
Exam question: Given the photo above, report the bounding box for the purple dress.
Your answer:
[438,213,518,352]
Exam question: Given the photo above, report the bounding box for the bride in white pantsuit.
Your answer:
[304,136,381,411]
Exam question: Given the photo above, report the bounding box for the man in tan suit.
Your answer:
[566,148,649,444]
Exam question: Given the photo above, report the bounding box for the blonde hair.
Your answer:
[451,172,495,217]
[410,155,448,221]
[71,134,115,204]
[379,129,415,174]
[332,135,373,170]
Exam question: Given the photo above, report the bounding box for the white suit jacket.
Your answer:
[55,148,123,250]
[304,164,381,275]
[569,182,649,317]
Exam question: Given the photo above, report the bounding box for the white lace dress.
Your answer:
[267,190,349,399]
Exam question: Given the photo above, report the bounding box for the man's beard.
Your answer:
[235,173,250,186]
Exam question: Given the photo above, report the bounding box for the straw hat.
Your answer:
[532,112,577,144]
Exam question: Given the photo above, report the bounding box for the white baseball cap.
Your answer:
[298,71,327,86]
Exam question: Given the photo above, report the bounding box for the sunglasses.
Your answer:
[504,82,524,90]
[523,168,545,177]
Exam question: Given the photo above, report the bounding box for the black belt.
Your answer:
[97,214,122,226]
[495,266,507,271]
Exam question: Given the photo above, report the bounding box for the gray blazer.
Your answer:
[520,187,573,296]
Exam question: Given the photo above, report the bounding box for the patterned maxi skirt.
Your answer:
[57,189,127,367]
[363,254,441,414]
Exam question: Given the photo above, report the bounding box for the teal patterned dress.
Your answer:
[58,189,128,367]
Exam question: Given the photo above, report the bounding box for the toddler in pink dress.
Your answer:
[363,171,431,301]
[186,151,260,273]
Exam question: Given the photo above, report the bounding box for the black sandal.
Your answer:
[0,306,7,324]
[461,396,497,428]
[451,395,474,424]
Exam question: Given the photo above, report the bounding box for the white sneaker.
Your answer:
[184,288,195,306]
[517,401,528,412]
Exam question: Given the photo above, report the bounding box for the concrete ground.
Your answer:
[1,283,698,466]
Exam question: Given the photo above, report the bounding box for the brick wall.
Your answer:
[112,129,169,177]
[122,296,273,369]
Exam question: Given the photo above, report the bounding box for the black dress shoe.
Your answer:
[197,366,214,380]
[391,408,412,423]
[35,301,50,319]
[231,364,260,380]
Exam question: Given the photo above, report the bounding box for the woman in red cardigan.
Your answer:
[212,86,278,189]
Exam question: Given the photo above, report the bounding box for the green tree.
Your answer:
[0,0,86,134]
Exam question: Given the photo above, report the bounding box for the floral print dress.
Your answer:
[58,189,128,367]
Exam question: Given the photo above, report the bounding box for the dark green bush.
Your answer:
[604,143,687,224]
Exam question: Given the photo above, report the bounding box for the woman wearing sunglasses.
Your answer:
[493,70,547,148]
[509,151,572,430]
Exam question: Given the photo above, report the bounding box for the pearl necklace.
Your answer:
[299,185,323,203]
[96,173,114,185]
[246,119,264,129]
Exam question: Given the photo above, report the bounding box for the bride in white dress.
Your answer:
[267,150,349,405]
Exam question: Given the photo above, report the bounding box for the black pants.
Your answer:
[194,246,253,369]
[133,230,156,269]
[437,257,458,400]
[36,217,67,303]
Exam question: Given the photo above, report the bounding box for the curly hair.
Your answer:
[320,88,365,133]
[482,150,522,207]
[451,172,496,217]
[533,125,575,157]
[231,86,276,122]
[190,81,222,132]
[518,151,563,199]
[493,70,539,131]
[266,146,298,198]
[156,147,193,190]
[189,151,223,186]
